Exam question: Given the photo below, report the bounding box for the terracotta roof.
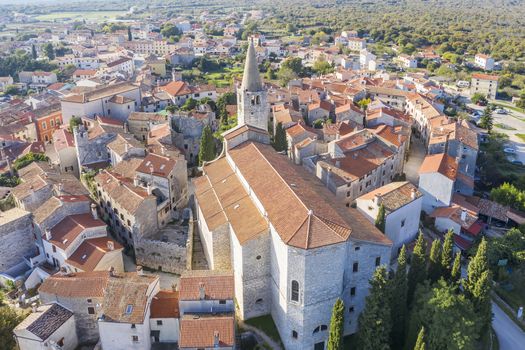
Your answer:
[179,270,234,301]
[478,198,508,222]
[161,81,192,97]
[128,112,166,122]
[101,272,158,324]
[73,69,97,76]
[357,182,422,213]
[66,237,123,272]
[49,213,106,250]
[472,73,499,81]
[61,82,138,103]
[419,153,458,181]
[39,271,110,298]
[136,153,176,178]
[53,128,75,152]
[150,291,179,318]
[106,57,131,68]
[108,95,134,104]
[95,170,151,215]
[227,142,391,248]
[179,314,235,349]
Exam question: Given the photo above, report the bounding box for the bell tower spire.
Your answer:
[237,38,268,131]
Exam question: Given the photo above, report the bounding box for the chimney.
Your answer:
[136,265,144,276]
[213,331,220,347]
[460,209,467,222]
[109,266,115,277]
[57,182,64,195]
[90,203,98,220]
[133,176,140,187]
[107,241,114,251]
[123,122,129,133]
[199,282,205,300]
[31,303,38,313]
[45,228,52,240]
[374,193,382,206]
[410,188,417,200]
[147,182,153,195]
[124,142,129,153]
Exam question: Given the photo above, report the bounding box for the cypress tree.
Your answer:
[198,125,216,166]
[375,204,386,233]
[390,245,408,350]
[414,326,426,350]
[441,230,454,279]
[450,252,462,285]
[428,239,442,283]
[127,26,132,41]
[358,266,391,350]
[327,298,345,350]
[464,238,489,295]
[272,122,288,152]
[471,270,493,332]
[31,44,37,59]
[407,232,428,305]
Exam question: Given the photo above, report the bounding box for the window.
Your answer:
[291,280,299,302]
[256,298,263,303]
[52,245,56,253]
[125,304,133,314]
[156,320,163,326]
[320,325,328,331]
[219,300,226,304]
[354,246,360,251]
[132,335,139,342]
[353,262,359,273]
[256,255,261,260]
[87,307,95,314]
[349,306,355,313]
[350,287,356,296]
[292,330,298,339]
[375,257,381,267]
[87,299,92,303]
[42,121,47,130]
[401,219,406,227]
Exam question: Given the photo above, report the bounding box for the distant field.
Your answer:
[35,11,127,22]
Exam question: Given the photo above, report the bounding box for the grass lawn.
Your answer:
[245,314,283,345]
[495,123,517,130]
[516,134,525,142]
[35,11,126,22]
[204,66,243,88]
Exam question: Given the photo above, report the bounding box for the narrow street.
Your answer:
[492,301,525,350]
[404,136,426,185]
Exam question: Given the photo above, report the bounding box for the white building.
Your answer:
[14,304,78,350]
[356,182,423,253]
[397,54,418,69]
[418,153,458,213]
[347,37,366,51]
[470,73,499,100]
[474,54,494,71]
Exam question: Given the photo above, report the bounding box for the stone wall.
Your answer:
[0,209,34,271]
[134,239,187,274]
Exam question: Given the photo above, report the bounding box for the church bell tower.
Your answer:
[237,39,269,131]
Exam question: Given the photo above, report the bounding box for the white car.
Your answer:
[504,147,516,154]
[496,108,507,114]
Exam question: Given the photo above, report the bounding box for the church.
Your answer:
[193,40,392,350]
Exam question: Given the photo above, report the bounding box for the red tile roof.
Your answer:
[179,270,234,301]
[179,315,234,349]
[150,291,180,318]
[49,213,106,250]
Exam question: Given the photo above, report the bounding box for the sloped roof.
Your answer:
[179,270,234,301]
[179,314,235,349]
[16,304,73,341]
[241,39,263,92]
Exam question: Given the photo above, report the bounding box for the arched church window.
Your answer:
[256,95,260,104]
[291,280,299,302]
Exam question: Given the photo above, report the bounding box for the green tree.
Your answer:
[0,306,24,349]
[281,57,303,75]
[198,125,216,166]
[471,93,488,105]
[441,230,454,280]
[127,26,132,41]
[12,152,49,171]
[479,108,493,132]
[272,122,287,152]
[408,232,428,304]
[407,280,479,350]
[327,298,345,350]
[358,266,391,350]
[69,116,83,132]
[464,238,492,331]
[428,239,442,283]
[277,66,298,87]
[31,44,37,59]
[375,204,386,233]
[42,43,55,60]
[413,326,426,350]
[390,245,408,350]
[312,56,334,75]
[181,98,198,111]
[450,252,462,285]
[3,85,19,95]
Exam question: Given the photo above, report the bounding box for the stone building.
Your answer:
[193,40,392,350]
[127,112,168,142]
[0,208,35,282]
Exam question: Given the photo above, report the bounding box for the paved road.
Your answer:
[492,301,525,350]
[404,137,426,185]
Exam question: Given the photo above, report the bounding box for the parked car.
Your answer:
[504,147,516,154]
[512,160,523,165]
[495,108,507,114]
